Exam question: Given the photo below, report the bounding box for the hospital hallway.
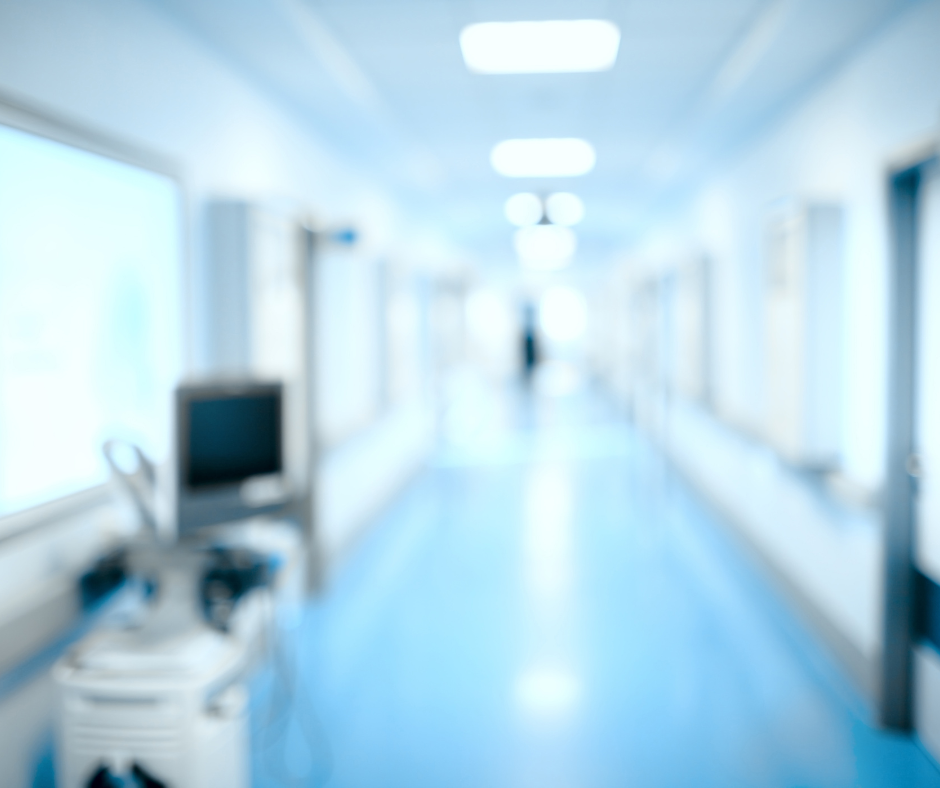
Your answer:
[253,380,940,788]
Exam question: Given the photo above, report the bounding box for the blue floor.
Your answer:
[252,387,940,788]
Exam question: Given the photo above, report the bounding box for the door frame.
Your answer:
[881,145,938,729]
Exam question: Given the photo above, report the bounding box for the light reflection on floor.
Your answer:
[255,384,940,788]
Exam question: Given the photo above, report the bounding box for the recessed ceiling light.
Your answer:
[460,20,620,74]
[505,193,543,226]
[491,139,596,178]
[540,289,588,342]
[545,192,585,226]
[514,225,576,270]
[514,667,582,714]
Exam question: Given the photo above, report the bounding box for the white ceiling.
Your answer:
[155,0,919,268]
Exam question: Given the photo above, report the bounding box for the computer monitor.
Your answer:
[176,381,288,534]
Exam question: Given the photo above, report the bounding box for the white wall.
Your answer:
[316,248,385,446]
[0,4,444,780]
[590,0,940,697]
[0,0,400,372]
[0,0,442,479]
[0,0,395,205]
[670,0,940,492]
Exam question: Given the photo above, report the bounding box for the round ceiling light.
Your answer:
[504,192,543,226]
[544,192,585,226]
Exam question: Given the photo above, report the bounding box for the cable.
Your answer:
[255,591,333,788]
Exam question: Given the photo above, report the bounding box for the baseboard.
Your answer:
[713,484,874,694]
[664,444,878,701]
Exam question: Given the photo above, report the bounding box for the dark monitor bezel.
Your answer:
[175,380,287,534]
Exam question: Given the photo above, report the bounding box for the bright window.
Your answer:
[0,124,182,516]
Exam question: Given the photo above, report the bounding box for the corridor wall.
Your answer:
[0,1,438,780]
[674,0,940,495]
[593,0,940,702]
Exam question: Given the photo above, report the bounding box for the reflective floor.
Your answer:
[253,382,940,788]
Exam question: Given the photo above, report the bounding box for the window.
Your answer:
[0,123,182,516]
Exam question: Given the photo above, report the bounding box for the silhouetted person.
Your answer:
[521,302,540,382]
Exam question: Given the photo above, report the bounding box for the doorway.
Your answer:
[882,148,940,750]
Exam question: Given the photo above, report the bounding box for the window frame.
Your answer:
[0,88,188,546]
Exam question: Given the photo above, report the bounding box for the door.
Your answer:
[913,160,940,756]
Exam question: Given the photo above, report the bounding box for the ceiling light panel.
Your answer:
[460,20,620,74]
[491,139,596,178]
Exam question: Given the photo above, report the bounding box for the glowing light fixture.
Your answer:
[460,20,620,74]
[504,192,543,226]
[491,138,596,178]
[515,667,582,716]
[465,289,513,344]
[514,225,576,270]
[545,192,585,226]
[540,287,588,342]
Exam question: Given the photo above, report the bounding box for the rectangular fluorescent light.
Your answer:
[460,20,620,74]
[491,138,596,178]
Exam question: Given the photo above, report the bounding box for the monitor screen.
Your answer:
[186,395,281,488]
[176,381,286,532]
